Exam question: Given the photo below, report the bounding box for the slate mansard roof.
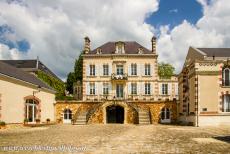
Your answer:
[0,61,55,92]
[89,41,153,54]
[1,59,62,82]
[197,48,230,57]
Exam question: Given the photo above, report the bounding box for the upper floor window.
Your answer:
[162,84,168,95]
[145,64,151,76]
[90,65,95,76]
[117,65,124,75]
[223,94,230,112]
[131,83,137,95]
[223,67,230,86]
[103,83,109,95]
[145,83,151,95]
[103,64,109,76]
[90,83,95,95]
[131,64,137,76]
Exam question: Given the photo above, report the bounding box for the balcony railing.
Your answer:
[111,73,128,80]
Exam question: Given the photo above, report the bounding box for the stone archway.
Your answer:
[106,105,124,123]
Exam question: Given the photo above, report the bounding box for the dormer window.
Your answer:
[115,41,125,54]
[96,48,102,54]
[138,47,143,54]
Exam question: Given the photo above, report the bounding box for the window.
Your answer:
[131,83,137,95]
[103,83,109,95]
[64,109,72,120]
[90,83,95,95]
[145,64,151,76]
[145,83,151,95]
[118,46,122,54]
[162,84,168,95]
[131,64,137,75]
[25,99,38,122]
[117,65,124,75]
[103,64,109,76]
[90,65,95,76]
[161,108,170,120]
[223,94,230,112]
[223,68,230,86]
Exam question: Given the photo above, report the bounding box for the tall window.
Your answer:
[161,108,170,120]
[103,83,109,95]
[223,68,230,86]
[223,94,230,112]
[64,109,72,120]
[90,83,95,95]
[25,99,38,122]
[162,84,168,95]
[145,83,151,95]
[90,65,95,76]
[131,83,137,95]
[103,64,109,76]
[145,64,151,76]
[117,65,124,75]
[131,64,137,75]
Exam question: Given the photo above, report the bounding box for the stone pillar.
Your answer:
[151,36,156,54]
[84,36,90,54]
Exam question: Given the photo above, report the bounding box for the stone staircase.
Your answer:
[138,110,151,125]
[73,112,87,125]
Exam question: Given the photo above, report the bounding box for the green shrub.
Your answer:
[55,95,75,100]
[0,121,6,126]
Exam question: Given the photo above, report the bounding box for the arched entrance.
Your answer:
[106,105,124,123]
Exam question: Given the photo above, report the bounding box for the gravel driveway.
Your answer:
[0,124,229,153]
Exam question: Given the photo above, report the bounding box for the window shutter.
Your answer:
[128,82,131,95]
[109,82,112,95]
[95,82,98,95]
[168,83,172,95]
[142,64,145,76]
[175,83,178,95]
[109,64,112,75]
[137,64,140,76]
[86,64,89,76]
[98,82,102,95]
[128,64,131,76]
[159,83,162,95]
[95,65,97,76]
[151,83,154,95]
[86,82,89,95]
[151,64,154,76]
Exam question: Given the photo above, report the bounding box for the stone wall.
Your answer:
[55,101,177,124]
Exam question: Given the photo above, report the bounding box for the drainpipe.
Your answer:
[195,68,199,127]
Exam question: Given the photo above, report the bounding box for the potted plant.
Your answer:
[0,121,6,129]
[24,118,29,125]
[35,119,40,124]
[46,118,50,124]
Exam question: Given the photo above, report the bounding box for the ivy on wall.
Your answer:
[158,62,175,79]
[36,70,65,97]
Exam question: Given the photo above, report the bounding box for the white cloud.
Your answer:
[0,0,159,80]
[0,43,24,59]
[157,0,230,73]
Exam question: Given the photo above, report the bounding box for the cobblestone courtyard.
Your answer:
[0,124,230,153]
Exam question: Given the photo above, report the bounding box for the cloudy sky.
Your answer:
[0,0,230,80]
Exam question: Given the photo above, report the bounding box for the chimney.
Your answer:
[151,36,156,54]
[84,36,90,54]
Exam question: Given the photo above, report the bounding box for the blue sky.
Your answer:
[146,0,203,29]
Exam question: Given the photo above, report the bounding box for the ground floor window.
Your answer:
[161,108,171,123]
[223,94,230,112]
[63,109,72,123]
[25,99,38,122]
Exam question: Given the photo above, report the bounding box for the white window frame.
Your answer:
[116,65,124,75]
[90,83,95,95]
[131,83,137,95]
[161,108,171,123]
[223,94,230,112]
[131,63,137,76]
[103,64,109,76]
[103,83,109,95]
[145,83,151,95]
[162,84,168,95]
[223,68,230,86]
[145,64,151,76]
[90,65,95,76]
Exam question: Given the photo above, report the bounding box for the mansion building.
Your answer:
[55,37,178,124]
[179,47,230,126]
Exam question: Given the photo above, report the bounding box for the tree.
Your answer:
[66,53,83,94]
[66,72,75,94]
[158,62,175,79]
